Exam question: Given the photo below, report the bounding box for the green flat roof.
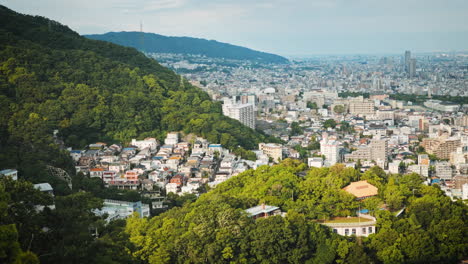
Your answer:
[324,217,373,224]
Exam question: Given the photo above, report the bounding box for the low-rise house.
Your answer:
[165,182,179,194]
[33,183,55,210]
[102,171,118,183]
[245,204,282,220]
[131,138,158,152]
[109,162,129,173]
[308,157,324,168]
[0,169,18,180]
[181,180,201,194]
[69,150,84,162]
[90,168,105,179]
[141,179,154,191]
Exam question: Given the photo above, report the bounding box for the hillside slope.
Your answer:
[85,31,289,64]
[0,5,276,183]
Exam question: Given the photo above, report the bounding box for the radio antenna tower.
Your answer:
[139,21,145,52]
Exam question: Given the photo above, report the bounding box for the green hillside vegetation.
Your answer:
[85,31,289,64]
[0,5,277,184]
[124,160,468,264]
[1,159,467,263]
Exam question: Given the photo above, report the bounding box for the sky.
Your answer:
[1,0,467,56]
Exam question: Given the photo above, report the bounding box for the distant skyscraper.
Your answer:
[404,50,411,73]
[409,58,416,78]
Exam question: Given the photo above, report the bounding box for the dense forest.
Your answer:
[84,31,289,64]
[2,160,466,263]
[0,5,278,184]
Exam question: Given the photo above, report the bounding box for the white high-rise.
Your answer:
[320,134,341,166]
[222,98,255,129]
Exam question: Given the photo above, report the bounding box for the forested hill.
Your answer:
[84,31,289,64]
[0,5,276,183]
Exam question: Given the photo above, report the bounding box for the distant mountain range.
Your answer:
[84,31,289,64]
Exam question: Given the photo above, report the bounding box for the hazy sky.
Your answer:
[1,0,467,56]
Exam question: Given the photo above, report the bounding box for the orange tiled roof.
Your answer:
[343,180,378,198]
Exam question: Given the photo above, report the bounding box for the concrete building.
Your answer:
[320,137,341,166]
[131,138,158,151]
[94,199,150,222]
[435,161,453,180]
[308,157,324,168]
[222,101,256,129]
[165,132,179,145]
[409,58,416,78]
[259,143,283,163]
[349,98,375,116]
[321,214,376,237]
[345,139,388,165]
[462,183,468,200]
[422,137,461,160]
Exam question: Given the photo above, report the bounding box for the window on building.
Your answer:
[362,227,366,234]
[352,229,356,235]
[345,229,349,236]
[369,227,373,234]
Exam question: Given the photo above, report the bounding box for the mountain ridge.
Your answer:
[0,5,278,184]
[84,31,289,64]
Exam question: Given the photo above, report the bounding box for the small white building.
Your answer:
[308,157,324,168]
[131,138,159,152]
[0,169,18,180]
[165,132,179,145]
[321,215,376,237]
[94,199,150,222]
[165,182,179,194]
[462,183,468,200]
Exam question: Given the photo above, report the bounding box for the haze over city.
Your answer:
[2,0,467,55]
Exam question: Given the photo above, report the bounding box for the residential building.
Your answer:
[435,161,453,180]
[308,157,324,168]
[421,137,461,160]
[0,169,18,180]
[94,199,150,222]
[222,100,255,129]
[245,204,282,220]
[259,143,283,162]
[131,138,158,151]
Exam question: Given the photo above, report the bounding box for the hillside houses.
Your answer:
[68,133,249,196]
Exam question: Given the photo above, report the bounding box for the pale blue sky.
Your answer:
[1,0,467,55]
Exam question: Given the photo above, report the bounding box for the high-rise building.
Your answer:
[404,50,411,72]
[320,136,341,166]
[222,99,255,129]
[409,58,416,78]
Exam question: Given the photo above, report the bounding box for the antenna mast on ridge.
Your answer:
[139,21,144,52]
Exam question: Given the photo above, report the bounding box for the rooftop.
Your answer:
[245,204,280,216]
[343,180,378,198]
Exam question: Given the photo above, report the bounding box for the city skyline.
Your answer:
[1,0,467,56]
